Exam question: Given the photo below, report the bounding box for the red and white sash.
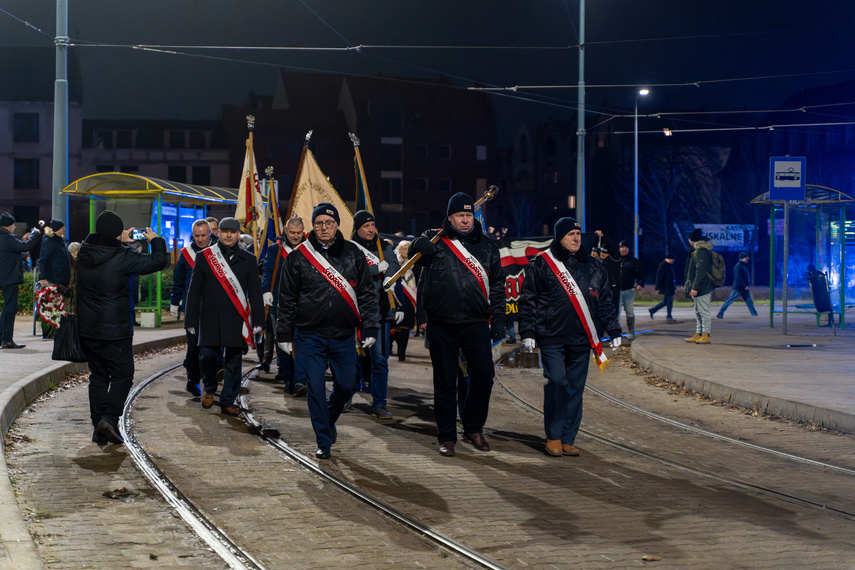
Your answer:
[401,270,417,308]
[442,238,489,303]
[541,250,609,371]
[297,240,361,323]
[200,246,255,348]
[278,242,294,261]
[353,242,380,267]
[181,244,197,268]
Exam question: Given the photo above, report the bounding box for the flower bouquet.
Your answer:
[36,285,66,329]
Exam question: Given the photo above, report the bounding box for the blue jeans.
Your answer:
[295,331,357,449]
[618,289,636,321]
[650,294,674,318]
[357,322,390,410]
[540,344,590,444]
[199,345,243,408]
[1,284,19,343]
[718,289,758,317]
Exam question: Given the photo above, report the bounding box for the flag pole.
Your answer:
[264,166,281,321]
[284,131,313,220]
[246,115,261,259]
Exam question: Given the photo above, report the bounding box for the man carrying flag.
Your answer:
[518,217,622,458]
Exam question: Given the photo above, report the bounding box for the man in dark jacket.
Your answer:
[351,209,400,421]
[261,216,306,395]
[649,252,677,321]
[519,218,621,457]
[276,203,379,460]
[594,231,644,338]
[0,212,42,349]
[38,219,70,288]
[77,210,169,444]
[685,228,715,344]
[184,217,264,417]
[409,192,506,457]
[169,218,214,397]
[717,252,758,319]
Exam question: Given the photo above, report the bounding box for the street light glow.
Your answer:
[639,88,650,96]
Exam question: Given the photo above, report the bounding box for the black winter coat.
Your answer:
[654,260,676,295]
[0,228,41,287]
[409,219,506,326]
[77,234,169,340]
[170,237,216,309]
[184,242,264,348]
[276,231,379,342]
[518,240,621,347]
[732,260,751,291]
[38,234,71,286]
[351,234,400,321]
[605,254,645,290]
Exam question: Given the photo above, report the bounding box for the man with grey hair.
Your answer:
[170,218,215,397]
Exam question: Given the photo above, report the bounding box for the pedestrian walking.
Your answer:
[351,210,400,421]
[684,228,714,344]
[261,216,306,395]
[77,210,169,444]
[519,217,621,457]
[184,217,265,417]
[717,252,758,319]
[409,192,506,457]
[0,212,42,349]
[649,252,676,321]
[595,231,644,339]
[276,203,379,459]
[169,218,215,397]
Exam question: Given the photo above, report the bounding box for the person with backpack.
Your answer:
[717,252,758,319]
[684,228,716,344]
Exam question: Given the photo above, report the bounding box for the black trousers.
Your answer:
[0,283,19,343]
[81,336,135,427]
[426,320,494,443]
[184,329,201,382]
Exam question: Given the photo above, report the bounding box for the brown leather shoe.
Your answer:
[562,444,581,456]
[463,432,491,452]
[695,332,711,344]
[684,333,701,343]
[221,406,240,417]
[201,392,215,409]
[545,439,563,457]
[439,441,455,457]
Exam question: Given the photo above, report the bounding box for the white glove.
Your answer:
[262,292,274,307]
[186,327,196,335]
[362,336,376,349]
[377,260,389,272]
[610,337,622,350]
[278,342,292,355]
[522,338,536,351]
[252,326,264,335]
[170,304,179,318]
[394,311,404,324]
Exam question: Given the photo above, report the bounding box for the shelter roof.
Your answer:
[61,172,238,205]
[751,184,854,207]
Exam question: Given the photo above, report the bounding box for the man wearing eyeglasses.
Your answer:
[276,203,380,460]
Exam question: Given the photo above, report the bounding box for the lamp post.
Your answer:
[633,88,649,255]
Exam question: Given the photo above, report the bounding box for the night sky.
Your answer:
[3,1,855,143]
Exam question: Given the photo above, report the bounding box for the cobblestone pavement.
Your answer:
[6,337,855,569]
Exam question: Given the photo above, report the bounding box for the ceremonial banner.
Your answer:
[288,148,353,238]
[235,135,266,245]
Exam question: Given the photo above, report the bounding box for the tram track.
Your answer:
[493,364,855,521]
[122,360,506,570]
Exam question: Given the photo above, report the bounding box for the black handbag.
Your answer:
[51,313,87,363]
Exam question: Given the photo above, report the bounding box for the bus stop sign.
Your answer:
[769,156,806,201]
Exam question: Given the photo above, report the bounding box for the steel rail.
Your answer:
[121,364,267,570]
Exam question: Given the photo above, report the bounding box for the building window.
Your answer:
[94,129,113,149]
[267,140,281,160]
[285,141,301,158]
[438,178,452,193]
[120,165,139,174]
[382,178,402,204]
[95,164,114,173]
[189,130,206,149]
[379,107,402,136]
[168,131,185,149]
[414,177,428,192]
[13,113,39,143]
[14,159,39,189]
[168,165,187,182]
[437,145,452,160]
[416,144,428,159]
[381,144,402,170]
[192,166,211,186]
[116,130,134,149]
[476,145,487,161]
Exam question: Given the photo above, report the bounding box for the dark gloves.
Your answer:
[412,237,438,257]
[490,320,506,342]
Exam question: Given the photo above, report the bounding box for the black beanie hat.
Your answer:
[689,228,703,242]
[618,239,629,248]
[312,202,340,225]
[553,217,581,240]
[0,212,15,227]
[48,219,65,232]
[95,210,124,238]
[665,251,675,260]
[352,210,375,231]
[446,192,475,217]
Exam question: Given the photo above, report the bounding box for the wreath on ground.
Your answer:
[36,285,66,329]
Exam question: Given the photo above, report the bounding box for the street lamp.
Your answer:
[633,88,649,255]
